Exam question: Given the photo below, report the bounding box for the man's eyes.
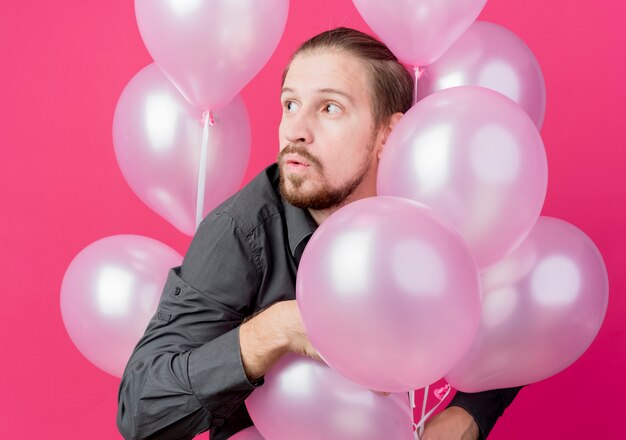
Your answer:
[283,101,342,115]
[324,103,341,115]
[285,101,299,112]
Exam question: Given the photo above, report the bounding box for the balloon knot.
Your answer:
[434,384,450,400]
[202,111,216,127]
[414,66,426,80]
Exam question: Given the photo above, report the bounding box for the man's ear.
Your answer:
[377,112,404,160]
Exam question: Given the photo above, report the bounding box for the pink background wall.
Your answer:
[1,1,624,438]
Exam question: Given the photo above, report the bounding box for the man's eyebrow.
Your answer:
[280,87,354,104]
[317,88,354,103]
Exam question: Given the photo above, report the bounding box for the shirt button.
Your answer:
[173,286,181,295]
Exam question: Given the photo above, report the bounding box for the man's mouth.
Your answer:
[278,145,323,172]
[286,159,309,167]
[283,155,311,169]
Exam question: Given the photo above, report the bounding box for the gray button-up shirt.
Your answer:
[117,164,520,440]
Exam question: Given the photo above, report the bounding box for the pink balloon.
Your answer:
[113,63,251,236]
[231,426,264,440]
[352,0,487,66]
[60,235,182,377]
[135,0,288,110]
[445,217,609,392]
[246,354,414,440]
[297,197,481,393]
[418,21,547,129]
[378,86,548,270]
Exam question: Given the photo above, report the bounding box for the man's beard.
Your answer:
[277,143,374,211]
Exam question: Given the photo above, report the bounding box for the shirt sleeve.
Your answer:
[447,386,523,439]
[117,211,261,440]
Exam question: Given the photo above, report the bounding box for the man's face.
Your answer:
[278,49,382,211]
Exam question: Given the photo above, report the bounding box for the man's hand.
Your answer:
[421,406,480,440]
[239,300,321,380]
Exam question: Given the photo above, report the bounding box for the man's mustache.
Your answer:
[277,145,324,171]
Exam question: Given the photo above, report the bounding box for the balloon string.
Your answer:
[419,385,429,438]
[196,111,214,229]
[409,390,418,440]
[412,383,452,439]
[413,66,424,106]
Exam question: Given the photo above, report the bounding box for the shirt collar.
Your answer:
[269,163,318,259]
[282,196,317,261]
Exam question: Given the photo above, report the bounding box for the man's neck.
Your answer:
[307,206,337,226]
[307,180,377,225]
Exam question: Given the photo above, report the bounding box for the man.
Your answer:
[117,28,520,440]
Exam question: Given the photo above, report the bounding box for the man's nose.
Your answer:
[283,111,313,144]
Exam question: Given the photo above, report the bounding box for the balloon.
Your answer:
[231,426,264,440]
[418,21,547,129]
[60,235,182,377]
[297,197,481,392]
[352,0,487,66]
[135,0,288,110]
[377,86,548,270]
[113,63,251,236]
[445,217,609,392]
[246,354,414,440]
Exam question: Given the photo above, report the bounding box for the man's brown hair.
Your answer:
[282,27,414,128]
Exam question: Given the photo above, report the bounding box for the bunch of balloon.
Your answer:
[287,1,607,438]
[61,0,289,379]
[365,0,608,398]
[121,0,289,235]
[376,84,607,412]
